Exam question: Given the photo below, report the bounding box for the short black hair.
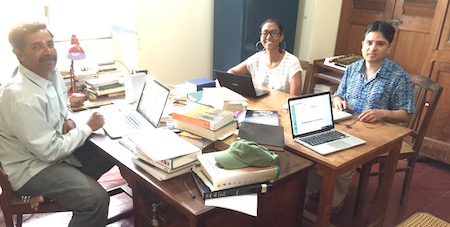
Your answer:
[364,21,395,44]
[9,22,53,51]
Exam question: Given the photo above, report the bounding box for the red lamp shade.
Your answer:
[67,35,86,60]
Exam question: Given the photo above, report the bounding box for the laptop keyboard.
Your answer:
[122,112,144,131]
[299,130,348,146]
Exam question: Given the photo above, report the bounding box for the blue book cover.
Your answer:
[186,78,216,92]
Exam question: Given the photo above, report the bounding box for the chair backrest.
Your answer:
[406,74,443,153]
[0,165,13,207]
[300,60,313,95]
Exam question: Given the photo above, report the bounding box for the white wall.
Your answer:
[135,0,342,86]
[136,1,213,85]
[1,1,342,86]
[294,0,343,63]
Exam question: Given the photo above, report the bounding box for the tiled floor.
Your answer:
[1,158,449,227]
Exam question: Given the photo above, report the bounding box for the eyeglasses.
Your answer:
[260,30,281,38]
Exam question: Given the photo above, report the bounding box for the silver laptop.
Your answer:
[101,78,170,138]
[287,92,365,155]
[214,69,270,98]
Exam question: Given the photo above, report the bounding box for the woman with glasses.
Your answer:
[227,18,303,95]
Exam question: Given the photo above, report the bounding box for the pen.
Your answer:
[183,181,196,199]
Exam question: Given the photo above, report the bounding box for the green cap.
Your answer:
[214,139,279,169]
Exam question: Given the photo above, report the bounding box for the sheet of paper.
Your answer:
[127,128,200,161]
[204,194,258,217]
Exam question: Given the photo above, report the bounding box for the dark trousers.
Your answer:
[17,142,114,227]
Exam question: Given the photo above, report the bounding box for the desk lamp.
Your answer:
[67,34,86,107]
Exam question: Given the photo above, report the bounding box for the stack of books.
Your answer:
[191,151,277,199]
[201,87,248,112]
[85,76,125,99]
[120,128,201,181]
[237,109,285,151]
[172,103,238,141]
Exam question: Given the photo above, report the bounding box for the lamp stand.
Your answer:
[68,60,86,107]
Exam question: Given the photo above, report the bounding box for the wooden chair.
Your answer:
[0,165,132,227]
[354,74,443,215]
[300,60,313,95]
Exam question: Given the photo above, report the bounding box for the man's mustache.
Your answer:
[39,55,57,62]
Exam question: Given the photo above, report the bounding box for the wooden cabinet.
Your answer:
[305,59,344,95]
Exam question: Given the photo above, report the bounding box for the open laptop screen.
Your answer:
[136,79,170,128]
[289,92,335,137]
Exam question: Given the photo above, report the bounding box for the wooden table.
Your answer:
[89,106,313,226]
[253,89,412,227]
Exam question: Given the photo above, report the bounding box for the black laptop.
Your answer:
[214,69,270,98]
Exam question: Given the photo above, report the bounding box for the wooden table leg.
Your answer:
[371,140,402,226]
[315,169,337,227]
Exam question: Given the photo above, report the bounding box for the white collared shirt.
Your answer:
[0,64,92,191]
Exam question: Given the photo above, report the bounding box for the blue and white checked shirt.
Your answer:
[334,58,414,115]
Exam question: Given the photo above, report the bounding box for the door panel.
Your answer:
[392,31,429,73]
[335,0,437,75]
[421,61,450,164]
[335,0,394,55]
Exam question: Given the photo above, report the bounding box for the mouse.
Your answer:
[283,104,288,110]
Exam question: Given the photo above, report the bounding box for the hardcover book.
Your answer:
[84,76,121,88]
[197,151,279,191]
[185,78,216,92]
[119,137,200,172]
[132,156,194,181]
[238,122,285,152]
[191,168,272,199]
[243,109,279,126]
[179,131,214,148]
[172,103,235,130]
[135,148,200,173]
[174,120,237,141]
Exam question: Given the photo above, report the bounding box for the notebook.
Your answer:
[214,69,270,98]
[100,78,170,139]
[332,108,354,122]
[287,92,365,155]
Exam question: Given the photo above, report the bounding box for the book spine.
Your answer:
[204,183,271,199]
[135,150,174,171]
[200,163,279,191]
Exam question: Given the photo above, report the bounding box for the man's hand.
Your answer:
[358,109,386,123]
[87,112,105,131]
[332,96,351,111]
[62,119,76,134]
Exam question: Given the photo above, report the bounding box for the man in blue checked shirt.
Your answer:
[307,21,415,213]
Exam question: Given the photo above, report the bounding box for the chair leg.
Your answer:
[1,208,15,227]
[400,156,418,207]
[354,162,373,216]
[16,213,23,227]
[373,161,386,201]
